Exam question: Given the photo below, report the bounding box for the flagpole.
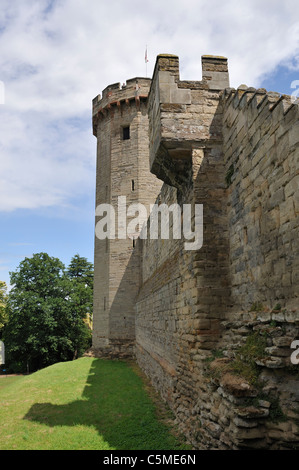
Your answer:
[145,45,148,77]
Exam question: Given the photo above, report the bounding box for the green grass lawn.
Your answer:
[0,375,24,392]
[0,357,189,450]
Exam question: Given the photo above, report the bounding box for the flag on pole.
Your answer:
[145,46,149,63]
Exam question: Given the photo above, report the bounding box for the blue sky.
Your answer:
[0,0,299,289]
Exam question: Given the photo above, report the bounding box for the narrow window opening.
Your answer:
[132,239,135,248]
[131,179,135,191]
[104,297,106,311]
[123,126,130,140]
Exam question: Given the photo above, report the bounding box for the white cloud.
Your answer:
[0,107,95,212]
[0,0,299,212]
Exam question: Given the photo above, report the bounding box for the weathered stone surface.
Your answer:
[92,78,162,355]
[92,53,299,450]
[236,406,270,419]
[220,374,257,397]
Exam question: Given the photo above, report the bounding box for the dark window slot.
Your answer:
[123,126,130,140]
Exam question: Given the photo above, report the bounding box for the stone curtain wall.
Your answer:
[136,55,299,449]
[136,54,232,447]
[136,183,182,403]
[92,54,299,449]
[214,86,299,449]
[222,86,299,312]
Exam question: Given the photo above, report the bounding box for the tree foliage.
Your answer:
[67,254,93,330]
[0,281,8,338]
[3,253,93,373]
[67,253,93,287]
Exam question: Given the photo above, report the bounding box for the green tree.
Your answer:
[0,281,8,338]
[66,254,93,358]
[3,253,92,373]
[67,254,93,288]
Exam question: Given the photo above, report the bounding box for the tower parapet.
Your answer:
[92,78,151,136]
[147,54,229,188]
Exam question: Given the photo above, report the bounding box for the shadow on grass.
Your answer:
[23,358,182,450]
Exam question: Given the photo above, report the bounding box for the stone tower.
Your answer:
[92,77,162,358]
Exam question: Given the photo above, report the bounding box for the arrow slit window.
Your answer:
[122,126,130,140]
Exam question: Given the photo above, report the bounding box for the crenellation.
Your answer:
[91,53,299,450]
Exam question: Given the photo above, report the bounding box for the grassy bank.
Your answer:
[0,357,188,450]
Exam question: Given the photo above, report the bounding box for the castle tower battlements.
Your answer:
[92,77,151,136]
[92,75,162,357]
